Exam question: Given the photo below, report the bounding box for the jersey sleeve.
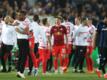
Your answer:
[50,26,54,36]
[74,27,80,37]
[63,26,67,34]
[39,27,47,45]
[93,25,97,31]
[12,28,17,47]
[29,23,33,31]
[46,27,50,37]
[96,22,102,33]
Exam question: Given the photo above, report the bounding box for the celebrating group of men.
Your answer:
[0,10,107,79]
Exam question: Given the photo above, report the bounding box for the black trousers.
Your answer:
[98,47,107,74]
[74,46,87,70]
[28,50,33,72]
[67,45,73,67]
[17,39,30,73]
[71,48,77,67]
[34,43,39,55]
[1,43,13,70]
[67,45,77,67]
[46,53,53,71]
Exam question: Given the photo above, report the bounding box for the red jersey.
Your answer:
[50,25,67,46]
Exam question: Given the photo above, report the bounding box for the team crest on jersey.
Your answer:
[57,31,62,35]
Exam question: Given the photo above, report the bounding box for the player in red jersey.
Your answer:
[50,16,68,74]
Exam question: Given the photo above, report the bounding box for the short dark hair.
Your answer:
[18,10,27,16]
[0,12,3,18]
[33,14,39,22]
[63,15,68,21]
[42,18,48,25]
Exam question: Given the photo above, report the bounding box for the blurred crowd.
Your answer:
[0,0,107,25]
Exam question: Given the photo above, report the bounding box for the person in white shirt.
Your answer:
[73,17,90,73]
[72,17,82,46]
[15,11,30,79]
[72,17,81,68]
[86,18,96,73]
[1,16,17,72]
[14,15,33,75]
[21,16,33,76]
[44,23,53,72]
[31,17,51,75]
[30,15,40,55]
[38,18,51,75]
[29,14,41,75]
[61,16,74,70]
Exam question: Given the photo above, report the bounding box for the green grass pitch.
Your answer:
[0,69,106,80]
[0,49,101,80]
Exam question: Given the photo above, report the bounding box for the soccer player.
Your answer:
[16,14,34,75]
[42,19,53,72]
[50,16,68,74]
[29,14,40,76]
[23,15,33,76]
[0,13,4,48]
[37,18,51,75]
[72,16,81,68]
[62,16,74,69]
[27,31,34,75]
[0,14,4,57]
[15,11,30,79]
[86,17,96,73]
[94,15,107,78]
[1,16,17,72]
[73,17,90,73]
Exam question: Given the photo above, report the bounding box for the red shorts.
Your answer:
[39,49,49,61]
[66,44,72,54]
[87,46,93,55]
[52,45,66,57]
[29,37,34,49]
[45,49,50,60]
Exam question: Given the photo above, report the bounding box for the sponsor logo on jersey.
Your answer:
[102,28,107,31]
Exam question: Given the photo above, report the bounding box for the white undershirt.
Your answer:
[16,20,29,39]
[38,26,49,49]
[62,21,74,44]
[72,24,81,45]
[1,24,17,45]
[74,25,90,46]
[30,21,41,43]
